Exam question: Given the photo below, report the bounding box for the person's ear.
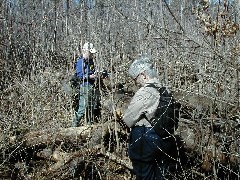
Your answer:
[141,72,147,79]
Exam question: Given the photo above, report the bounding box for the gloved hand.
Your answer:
[101,70,109,79]
[115,108,123,119]
[89,74,97,79]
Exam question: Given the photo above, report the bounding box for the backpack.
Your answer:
[146,83,181,138]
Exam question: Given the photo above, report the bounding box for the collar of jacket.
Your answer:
[144,78,161,87]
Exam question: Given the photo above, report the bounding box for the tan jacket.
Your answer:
[123,78,162,128]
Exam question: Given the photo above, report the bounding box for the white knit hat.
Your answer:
[82,42,97,53]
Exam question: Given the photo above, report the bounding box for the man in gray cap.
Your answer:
[72,42,98,127]
[123,55,178,179]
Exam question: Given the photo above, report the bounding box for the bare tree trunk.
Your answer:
[65,0,70,36]
[52,0,57,52]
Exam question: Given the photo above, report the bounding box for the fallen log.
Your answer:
[176,117,239,171]
[23,125,99,147]
[173,88,238,115]
[35,145,132,179]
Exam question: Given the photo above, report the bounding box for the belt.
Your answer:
[133,125,152,128]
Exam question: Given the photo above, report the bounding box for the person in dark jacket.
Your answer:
[72,42,97,127]
[123,56,178,179]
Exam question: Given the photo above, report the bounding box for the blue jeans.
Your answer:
[128,126,176,180]
[72,85,96,127]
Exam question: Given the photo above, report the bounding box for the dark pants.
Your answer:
[128,126,176,180]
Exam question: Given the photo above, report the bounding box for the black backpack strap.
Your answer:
[145,83,170,97]
[145,83,158,89]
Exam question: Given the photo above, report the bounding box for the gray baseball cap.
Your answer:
[128,56,153,79]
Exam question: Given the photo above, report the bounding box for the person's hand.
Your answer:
[101,70,109,79]
[115,109,123,119]
[89,74,97,79]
